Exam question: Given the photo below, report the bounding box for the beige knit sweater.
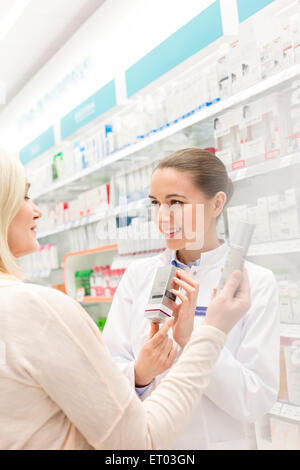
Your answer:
[0,277,226,450]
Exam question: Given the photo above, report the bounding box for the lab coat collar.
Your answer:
[159,239,228,270]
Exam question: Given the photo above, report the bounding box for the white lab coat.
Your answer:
[103,241,280,450]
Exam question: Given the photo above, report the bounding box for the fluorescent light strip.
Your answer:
[0,0,32,42]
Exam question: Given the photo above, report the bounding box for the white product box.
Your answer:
[293,13,300,63]
[281,22,295,70]
[260,42,276,79]
[284,188,300,239]
[280,86,300,155]
[284,343,300,405]
[279,280,294,323]
[47,208,56,229]
[217,54,231,99]
[279,197,290,240]
[207,64,220,102]
[214,108,242,168]
[264,93,283,160]
[270,416,300,450]
[267,194,281,241]
[229,40,242,96]
[116,174,128,205]
[227,205,248,242]
[55,202,65,226]
[216,39,243,98]
[293,298,300,323]
[256,197,272,242]
[280,298,293,324]
[240,22,262,90]
[240,99,265,166]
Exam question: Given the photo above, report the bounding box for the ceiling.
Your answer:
[0,0,106,108]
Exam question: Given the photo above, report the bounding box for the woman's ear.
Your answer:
[213,192,227,217]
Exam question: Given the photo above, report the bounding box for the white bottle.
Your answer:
[217,220,255,295]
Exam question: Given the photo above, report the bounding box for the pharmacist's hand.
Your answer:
[170,269,199,349]
[134,317,177,388]
[204,269,251,334]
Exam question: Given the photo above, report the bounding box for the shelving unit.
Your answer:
[18,0,300,450]
[31,63,300,205]
[63,244,118,299]
[80,297,114,304]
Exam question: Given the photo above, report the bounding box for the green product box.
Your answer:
[75,270,93,296]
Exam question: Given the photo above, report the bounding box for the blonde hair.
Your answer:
[0,149,26,278]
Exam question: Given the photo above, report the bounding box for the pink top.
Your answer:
[0,277,226,450]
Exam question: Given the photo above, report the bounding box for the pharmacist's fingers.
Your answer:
[220,270,242,299]
[172,277,197,297]
[150,317,174,347]
[149,322,159,339]
[170,288,188,305]
[175,269,199,289]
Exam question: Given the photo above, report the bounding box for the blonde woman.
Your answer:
[0,149,250,450]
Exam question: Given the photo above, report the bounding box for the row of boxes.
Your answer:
[214,92,283,169]
[18,244,59,278]
[214,84,300,170]
[37,184,110,233]
[75,266,126,300]
[280,339,300,407]
[28,6,300,199]
[278,279,300,324]
[227,188,300,244]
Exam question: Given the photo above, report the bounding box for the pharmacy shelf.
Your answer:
[248,239,300,257]
[31,63,300,203]
[26,267,62,280]
[268,401,300,423]
[230,152,300,183]
[37,198,150,240]
[64,244,118,299]
[80,297,114,304]
[280,324,300,339]
[36,148,300,239]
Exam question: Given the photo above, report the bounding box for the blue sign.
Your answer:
[61,80,116,140]
[237,0,274,23]
[126,1,223,97]
[20,127,55,164]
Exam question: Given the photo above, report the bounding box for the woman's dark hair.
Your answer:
[155,148,234,206]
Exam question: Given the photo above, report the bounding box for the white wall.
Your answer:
[0,0,216,154]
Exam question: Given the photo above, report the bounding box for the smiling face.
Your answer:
[7,183,43,258]
[149,168,226,252]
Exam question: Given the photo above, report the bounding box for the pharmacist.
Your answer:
[103,148,280,450]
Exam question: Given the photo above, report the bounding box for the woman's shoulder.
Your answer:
[1,280,82,319]
[2,281,97,337]
[3,280,70,303]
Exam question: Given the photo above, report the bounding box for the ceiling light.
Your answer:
[0,0,32,42]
